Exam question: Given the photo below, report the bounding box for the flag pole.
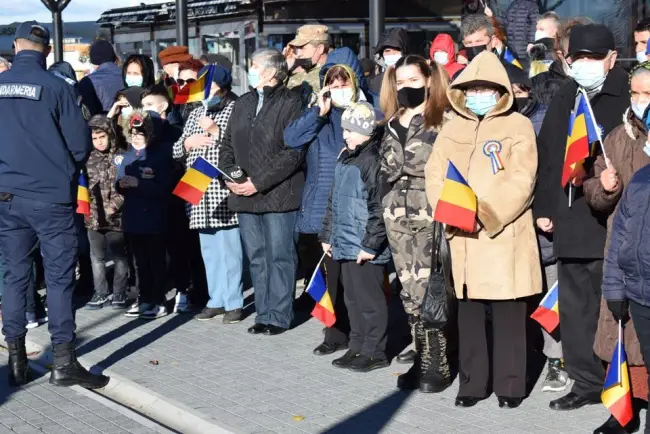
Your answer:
[306,251,329,293]
[579,87,610,166]
[618,319,622,384]
[568,183,573,208]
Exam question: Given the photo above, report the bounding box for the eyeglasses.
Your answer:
[177,78,196,87]
[465,89,498,97]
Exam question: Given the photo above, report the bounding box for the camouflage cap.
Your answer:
[289,25,329,47]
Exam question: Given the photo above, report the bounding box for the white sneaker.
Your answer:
[124,301,140,317]
[174,292,191,313]
[139,304,168,320]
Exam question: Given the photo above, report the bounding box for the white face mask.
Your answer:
[433,52,449,66]
[637,51,648,63]
[534,30,549,42]
[569,59,608,91]
[383,54,401,68]
[121,106,133,118]
[330,88,354,108]
[632,99,650,120]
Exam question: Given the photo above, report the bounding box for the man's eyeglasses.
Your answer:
[177,78,196,87]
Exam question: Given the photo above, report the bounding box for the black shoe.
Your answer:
[8,339,31,387]
[85,293,111,310]
[593,415,640,434]
[196,307,226,321]
[498,397,523,409]
[313,342,348,356]
[264,325,288,336]
[419,327,452,394]
[455,396,483,408]
[396,349,416,364]
[332,350,359,368]
[348,355,389,373]
[223,309,243,324]
[248,323,267,334]
[111,293,128,309]
[397,363,420,390]
[49,343,109,389]
[549,392,600,411]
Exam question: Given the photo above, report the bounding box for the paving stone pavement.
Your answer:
[22,288,644,434]
[0,353,161,434]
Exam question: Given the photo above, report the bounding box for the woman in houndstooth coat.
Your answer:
[172,64,244,323]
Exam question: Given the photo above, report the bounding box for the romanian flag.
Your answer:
[602,324,633,427]
[173,65,214,105]
[172,156,218,205]
[530,281,559,333]
[76,173,90,217]
[307,266,336,327]
[503,47,522,69]
[562,93,602,186]
[433,160,477,233]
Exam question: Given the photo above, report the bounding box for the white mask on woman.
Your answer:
[330,88,354,108]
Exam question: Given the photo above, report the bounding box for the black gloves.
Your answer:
[607,300,630,324]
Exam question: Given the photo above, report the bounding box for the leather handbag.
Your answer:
[421,222,455,328]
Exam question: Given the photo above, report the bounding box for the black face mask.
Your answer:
[515,97,530,112]
[290,57,315,73]
[466,45,487,62]
[397,86,426,108]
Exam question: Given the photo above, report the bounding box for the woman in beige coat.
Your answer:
[425,51,542,409]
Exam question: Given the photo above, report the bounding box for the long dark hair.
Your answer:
[122,54,155,88]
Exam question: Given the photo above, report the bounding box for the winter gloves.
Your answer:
[607,300,630,324]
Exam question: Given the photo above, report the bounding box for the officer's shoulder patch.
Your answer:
[0,83,42,101]
[113,155,124,167]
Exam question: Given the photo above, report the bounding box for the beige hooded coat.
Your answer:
[424,51,542,300]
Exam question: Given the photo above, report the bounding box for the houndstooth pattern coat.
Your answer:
[173,98,238,230]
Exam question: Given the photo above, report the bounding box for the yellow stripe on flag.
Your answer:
[183,169,213,193]
[441,179,477,211]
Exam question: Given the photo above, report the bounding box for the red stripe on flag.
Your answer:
[530,306,559,333]
[607,394,634,427]
[434,200,476,232]
[562,137,590,186]
[173,181,205,205]
[311,303,336,328]
[77,200,90,217]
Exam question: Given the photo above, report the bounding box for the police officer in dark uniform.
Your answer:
[0,21,108,389]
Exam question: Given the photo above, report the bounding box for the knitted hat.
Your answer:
[159,46,192,66]
[341,102,376,136]
[90,39,117,65]
[198,64,232,89]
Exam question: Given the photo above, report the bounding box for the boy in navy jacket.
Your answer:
[116,110,173,320]
[319,102,391,373]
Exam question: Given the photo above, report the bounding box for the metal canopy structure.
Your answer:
[41,0,72,62]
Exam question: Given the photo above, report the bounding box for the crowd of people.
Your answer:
[2,3,650,434]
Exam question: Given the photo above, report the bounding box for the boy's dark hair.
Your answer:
[636,18,650,33]
[141,84,173,114]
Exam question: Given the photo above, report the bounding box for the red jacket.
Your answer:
[430,34,465,79]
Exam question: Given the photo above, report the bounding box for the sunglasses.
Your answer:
[177,78,196,87]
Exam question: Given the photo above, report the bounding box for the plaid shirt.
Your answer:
[172,100,238,230]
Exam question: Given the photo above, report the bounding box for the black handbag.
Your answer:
[421,222,455,329]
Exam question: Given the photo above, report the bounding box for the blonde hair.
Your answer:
[379,55,449,129]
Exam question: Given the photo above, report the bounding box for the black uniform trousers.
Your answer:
[341,260,387,358]
[129,233,167,306]
[322,255,350,345]
[458,298,527,398]
[558,258,606,399]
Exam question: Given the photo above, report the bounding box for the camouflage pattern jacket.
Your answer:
[381,114,439,233]
[85,148,124,232]
[287,66,322,108]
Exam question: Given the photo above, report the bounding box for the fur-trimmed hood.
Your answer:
[120,110,156,144]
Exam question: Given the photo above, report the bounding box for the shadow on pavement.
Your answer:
[321,389,414,433]
[0,354,47,408]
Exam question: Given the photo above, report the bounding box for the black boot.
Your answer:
[397,317,422,390]
[49,342,110,389]
[8,338,31,387]
[419,326,452,393]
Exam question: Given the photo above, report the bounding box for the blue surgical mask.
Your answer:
[383,54,401,68]
[637,51,648,64]
[202,94,222,109]
[125,75,143,87]
[248,68,262,89]
[465,93,498,116]
[631,100,650,121]
[569,59,607,91]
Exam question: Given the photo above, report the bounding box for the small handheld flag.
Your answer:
[77,173,90,217]
[306,252,336,327]
[530,281,559,333]
[602,321,633,427]
[503,47,522,69]
[173,156,219,205]
[173,65,214,105]
[433,160,477,233]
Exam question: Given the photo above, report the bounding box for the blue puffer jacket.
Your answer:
[319,137,390,265]
[504,0,539,62]
[78,62,124,116]
[603,164,650,306]
[284,47,378,234]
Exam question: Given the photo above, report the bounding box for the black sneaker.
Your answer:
[223,309,243,324]
[332,350,359,368]
[348,355,389,373]
[111,293,128,309]
[85,293,111,310]
[196,307,226,321]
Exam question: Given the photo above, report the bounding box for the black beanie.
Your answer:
[90,39,117,65]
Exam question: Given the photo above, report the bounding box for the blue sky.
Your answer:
[0,0,162,24]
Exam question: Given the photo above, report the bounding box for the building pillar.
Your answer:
[40,0,71,63]
[175,0,189,46]
[369,0,385,54]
